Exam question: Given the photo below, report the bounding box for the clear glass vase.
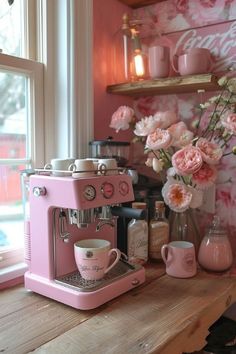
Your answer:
[168,209,201,252]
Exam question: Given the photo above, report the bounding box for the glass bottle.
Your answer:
[127,202,148,265]
[198,215,233,272]
[168,208,201,253]
[111,13,148,84]
[149,201,169,261]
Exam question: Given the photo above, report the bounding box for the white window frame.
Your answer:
[0,53,44,166]
[42,0,93,161]
[0,0,93,284]
[0,53,44,275]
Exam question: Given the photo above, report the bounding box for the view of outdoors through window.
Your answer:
[0,1,29,253]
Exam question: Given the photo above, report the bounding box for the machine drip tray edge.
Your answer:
[55,260,142,293]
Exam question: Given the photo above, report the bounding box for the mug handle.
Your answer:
[161,244,169,264]
[44,163,52,170]
[98,163,107,175]
[104,248,121,274]
[68,163,76,171]
[207,54,214,72]
[171,54,179,73]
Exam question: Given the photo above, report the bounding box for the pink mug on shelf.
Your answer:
[74,239,121,281]
[161,241,197,278]
[172,47,213,76]
[148,45,170,78]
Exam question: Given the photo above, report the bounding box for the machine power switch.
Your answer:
[131,278,140,286]
[33,186,47,197]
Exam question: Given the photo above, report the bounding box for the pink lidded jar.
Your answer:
[198,216,233,272]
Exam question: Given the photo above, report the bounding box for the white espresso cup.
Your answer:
[74,239,121,281]
[161,241,197,278]
[86,158,99,171]
[44,158,75,176]
[97,158,118,175]
[69,159,95,177]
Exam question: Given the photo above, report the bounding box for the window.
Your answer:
[0,0,93,283]
[0,0,44,273]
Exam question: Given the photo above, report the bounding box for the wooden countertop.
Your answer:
[1,263,236,354]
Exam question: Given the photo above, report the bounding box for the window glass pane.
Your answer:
[0,71,28,159]
[0,164,26,250]
[0,0,24,57]
[0,69,30,257]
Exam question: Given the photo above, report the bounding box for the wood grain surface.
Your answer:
[0,264,235,354]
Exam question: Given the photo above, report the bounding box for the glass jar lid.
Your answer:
[89,136,130,147]
[208,215,227,236]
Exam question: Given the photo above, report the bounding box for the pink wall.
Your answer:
[93,0,133,142]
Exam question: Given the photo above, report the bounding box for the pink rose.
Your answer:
[220,112,236,135]
[162,179,203,212]
[192,163,217,190]
[154,111,178,129]
[196,138,223,165]
[162,181,192,212]
[168,121,194,148]
[146,128,171,150]
[188,0,225,26]
[109,106,134,132]
[134,115,158,136]
[172,145,203,176]
[175,0,189,13]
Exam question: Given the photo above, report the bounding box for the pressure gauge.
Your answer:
[83,185,96,201]
[119,181,129,196]
[101,182,114,199]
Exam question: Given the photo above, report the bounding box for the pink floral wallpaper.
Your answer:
[132,0,236,251]
[134,0,236,34]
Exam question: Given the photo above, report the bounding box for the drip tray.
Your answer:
[55,260,139,293]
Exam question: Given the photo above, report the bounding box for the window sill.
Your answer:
[0,262,28,284]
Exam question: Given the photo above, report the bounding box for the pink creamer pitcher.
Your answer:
[172,47,213,76]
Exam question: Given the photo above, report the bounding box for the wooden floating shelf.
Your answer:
[106,74,220,97]
[118,0,165,8]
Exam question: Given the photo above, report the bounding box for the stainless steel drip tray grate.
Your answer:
[55,260,138,292]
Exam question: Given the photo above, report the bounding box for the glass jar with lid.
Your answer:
[198,215,233,272]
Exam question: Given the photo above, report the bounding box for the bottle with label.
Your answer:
[149,201,169,261]
[127,202,148,265]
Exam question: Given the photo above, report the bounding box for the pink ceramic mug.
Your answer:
[74,239,121,281]
[161,241,197,278]
[148,45,170,78]
[172,48,213,76]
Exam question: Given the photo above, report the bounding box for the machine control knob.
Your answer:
[131,278,140,286]
[33,186,47,197]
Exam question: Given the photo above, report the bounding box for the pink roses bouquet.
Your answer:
[109,75,236,213]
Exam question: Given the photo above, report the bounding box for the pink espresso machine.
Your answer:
[23,169,145,310]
